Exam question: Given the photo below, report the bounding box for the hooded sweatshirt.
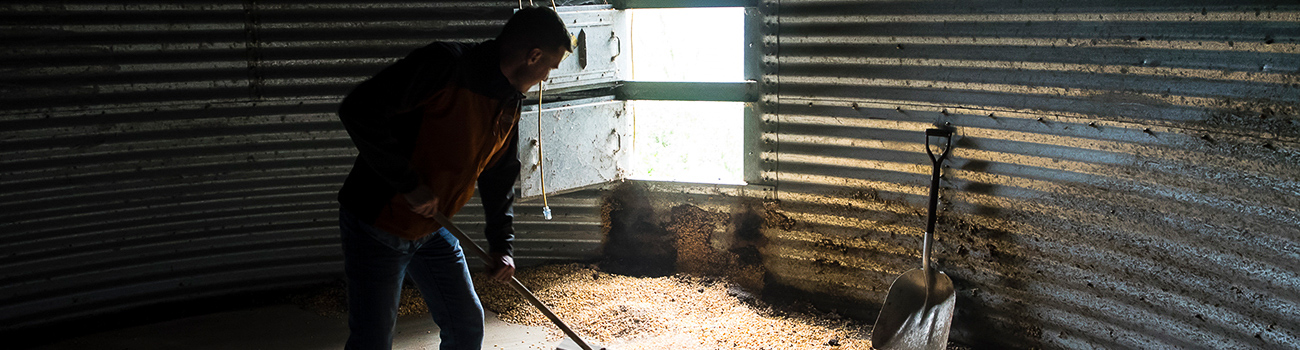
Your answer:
[336,40,522,256]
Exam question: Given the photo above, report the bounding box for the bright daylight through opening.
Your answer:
[629,7,745,185]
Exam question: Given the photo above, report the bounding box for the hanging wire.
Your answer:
[536,82,552,220]
[526,0,557,219]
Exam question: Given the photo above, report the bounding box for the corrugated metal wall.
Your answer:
[0,1,603,331]
[761,0,1299,348]
[6,1,1300,348]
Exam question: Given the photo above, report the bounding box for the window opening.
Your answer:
[628,7,745,185]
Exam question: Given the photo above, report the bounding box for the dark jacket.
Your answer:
[337,40,522,256]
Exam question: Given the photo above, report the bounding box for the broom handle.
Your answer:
[431,213,594,350]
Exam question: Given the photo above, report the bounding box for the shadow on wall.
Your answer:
[600,183,677,277]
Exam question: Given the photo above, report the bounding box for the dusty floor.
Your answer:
[30,263,969,350]
[475,264,872,349]
[31,304,553,350]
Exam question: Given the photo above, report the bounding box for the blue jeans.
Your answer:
[339,208,484,350]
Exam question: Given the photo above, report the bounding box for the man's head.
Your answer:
[497,7,572,93]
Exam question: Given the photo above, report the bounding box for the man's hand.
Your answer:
[489,252,515,282]
[403,184,440,218]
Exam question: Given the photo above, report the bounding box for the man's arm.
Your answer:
[477,126,521,257]
[337,44,461,195]
[338,65,423,194]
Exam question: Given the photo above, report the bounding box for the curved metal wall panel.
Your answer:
[763,0,1299,348]
[0,0,603,331]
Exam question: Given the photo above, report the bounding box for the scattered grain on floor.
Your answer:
[474,264,872,349]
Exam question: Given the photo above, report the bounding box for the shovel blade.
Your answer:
[871,268,956,350]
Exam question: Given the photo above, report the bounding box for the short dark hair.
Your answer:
[497,7,573,54]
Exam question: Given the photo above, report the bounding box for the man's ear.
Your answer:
[526,48,544,65]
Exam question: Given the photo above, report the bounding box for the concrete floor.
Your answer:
[33,304,556,350]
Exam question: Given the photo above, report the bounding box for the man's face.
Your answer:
[510,47,567,93]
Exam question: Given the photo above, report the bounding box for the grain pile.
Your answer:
[474,264,871,349]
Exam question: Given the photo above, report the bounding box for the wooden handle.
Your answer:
[431,213,594,350]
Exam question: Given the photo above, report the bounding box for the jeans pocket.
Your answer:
[341,209,412,253]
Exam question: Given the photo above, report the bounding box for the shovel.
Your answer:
[431,213,608,350]
[870,127,957,350]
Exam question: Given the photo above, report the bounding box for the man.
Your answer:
[334,7,571,350]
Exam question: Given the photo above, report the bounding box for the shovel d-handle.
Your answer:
[431,213,595,350]
[922,128,952,294]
